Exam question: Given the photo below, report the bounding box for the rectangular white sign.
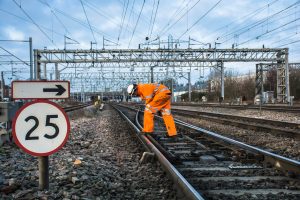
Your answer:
[12,81,70,99]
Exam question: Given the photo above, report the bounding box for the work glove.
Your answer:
[157,111,162,117]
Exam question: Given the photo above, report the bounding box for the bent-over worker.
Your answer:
[127,83,177,137]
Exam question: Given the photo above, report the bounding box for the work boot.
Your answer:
[150,133,161,141]
[140,131,153,136]
[167,134,179,142]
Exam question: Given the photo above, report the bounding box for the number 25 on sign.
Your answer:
[13,100,70,156]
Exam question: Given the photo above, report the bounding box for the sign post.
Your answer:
[39,156,49,189]
[12,81,70,190]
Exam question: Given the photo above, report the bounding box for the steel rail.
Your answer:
[111,105,151,152]
[172,108,300,128]
[171,108,300,139]
[112,104,204,200]
[119,104,300,175]
[172,103,300,113]
[174,118,300,175]
[63,104,90,112]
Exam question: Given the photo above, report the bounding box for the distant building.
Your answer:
[0,81,10,99]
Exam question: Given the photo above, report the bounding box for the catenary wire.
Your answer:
[213,0,279,40]
[128,0,145,48]
[178,0,223,39]
[0,46,30,66]
[157,0,190,36]
[219,0,300,44]
[80,0,97,44]
[147,0,156,37]
[12,0,57,46]
[38,0,71,35]
[118,0,129,43]
[149,0,160,38]
[236,16,300,46]
[159,0,201,37]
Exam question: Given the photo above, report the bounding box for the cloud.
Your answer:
[3,26,25,40]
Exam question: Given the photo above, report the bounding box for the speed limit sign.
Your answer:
[12,100,70,156]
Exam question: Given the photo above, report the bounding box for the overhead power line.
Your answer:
[178,0,223,39]
[0,8,66,38]
[237,16,300,46]
[218,0,300,43]
[159,0,201,37]
[128,0,145,48]
[209,0,279,40]
[149,0,160,38]
[53,8,114,40]
[118,0,129,42]
[80,0,97,44]
[276,39,300,48]
[38,0,70,35]
[124,0,136,38]
[158,0,190,36]
[147,0,156,37]
[0,46,30,66]
[12,0,56,46]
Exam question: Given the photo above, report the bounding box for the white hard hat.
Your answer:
[127,84,136,95]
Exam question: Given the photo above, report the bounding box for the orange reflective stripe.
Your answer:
[153,83,160,93]
[159,87,169,93]
[161,108,171,115]
[145,94,153,99]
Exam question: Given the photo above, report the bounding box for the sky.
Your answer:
[0,0,300,89]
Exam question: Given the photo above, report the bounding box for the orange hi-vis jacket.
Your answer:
[137,83,171,104]
[136,83,177,136]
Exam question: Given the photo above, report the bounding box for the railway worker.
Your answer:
[127,83,177,137]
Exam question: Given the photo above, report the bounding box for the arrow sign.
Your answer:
[12,81,70,99]
[43,85,66,96]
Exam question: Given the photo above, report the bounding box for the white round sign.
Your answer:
[13,100,70,156]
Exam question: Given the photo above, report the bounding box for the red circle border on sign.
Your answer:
[12,99,70,156]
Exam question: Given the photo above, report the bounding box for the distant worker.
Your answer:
[127,83,177,137]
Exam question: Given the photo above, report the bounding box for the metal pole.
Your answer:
[55,63,59,80]
[103,36,104,49]
[171,78,174,102]
[38,156,49,190]
[260,64,264,98]
[29,37,33,80]
[220,62,224,100]
[64,35,66,50]
[43,63,47,80]
[36,51,41,80]
[1,71,4,100]
[285,49,290,104]
[188,72,191,102]
[259,63,263,115]
[33,49,37,80]
[36,51,49,190]
[151,66,154,83]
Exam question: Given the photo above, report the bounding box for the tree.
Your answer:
[289,65,300,100]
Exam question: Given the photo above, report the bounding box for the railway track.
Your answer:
[113,104,300,200]
[63,103,91,112]
[171,108,300,140]
[173,103,300,113]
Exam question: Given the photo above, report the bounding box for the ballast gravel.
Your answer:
[172,105,300,161]
[172,105,300,124]
[0,105,177,199]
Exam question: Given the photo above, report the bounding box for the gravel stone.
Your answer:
[173,106,300,160]
[0,105,178,199]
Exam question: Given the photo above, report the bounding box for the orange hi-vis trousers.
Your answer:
[143,92,177,137]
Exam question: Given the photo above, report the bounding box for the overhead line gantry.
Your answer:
[34,47,289,103]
